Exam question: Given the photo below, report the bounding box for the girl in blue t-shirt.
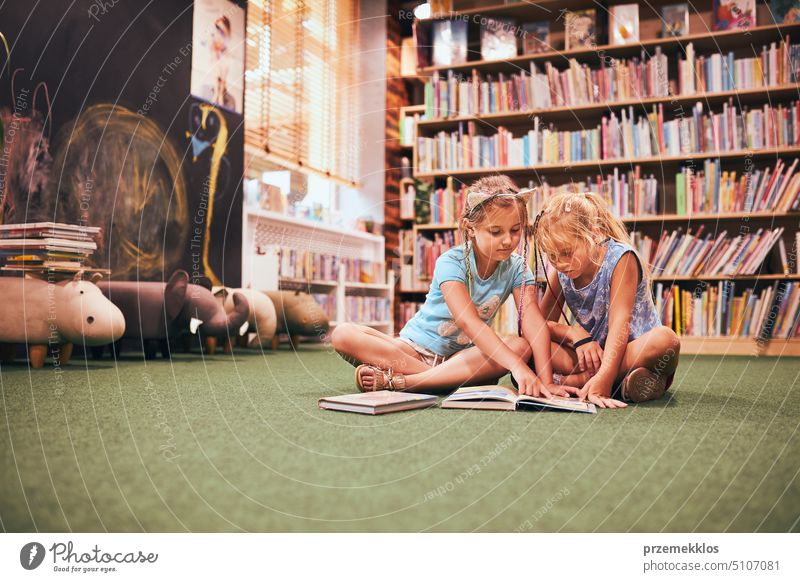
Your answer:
[331,175,558,396]
[533,191,681,409]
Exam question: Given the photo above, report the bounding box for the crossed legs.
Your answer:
[331,323,531,394]
[548,325,681,388]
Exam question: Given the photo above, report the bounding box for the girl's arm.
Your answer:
[538,266,565,322]
[441,280,551,397]
[539,266,601,373]
[579,252,638,407]
[513,284,554,385]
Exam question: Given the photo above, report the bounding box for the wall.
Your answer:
[0,0,243,285]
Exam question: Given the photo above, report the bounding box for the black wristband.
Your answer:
[572,336,594,349]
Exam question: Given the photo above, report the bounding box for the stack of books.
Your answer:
[656,281,800,339]
[633,227,785,277]
[0,222,103,275]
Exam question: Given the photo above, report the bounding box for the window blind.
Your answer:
[245,0,360,186]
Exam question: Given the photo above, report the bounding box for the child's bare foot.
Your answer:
[620,367,667,403]
[354,364,407,392]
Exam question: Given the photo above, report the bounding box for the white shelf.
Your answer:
[242,208,394,336]
[246,207,383,244]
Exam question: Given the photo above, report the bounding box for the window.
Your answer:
[245,0,360,187]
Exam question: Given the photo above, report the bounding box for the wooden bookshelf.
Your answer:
[393,1,800,351]
[419,21,800,75]
[417,84,800,129]
[679,336,800,356]
[414,146,800,179]
[622,211,800,224]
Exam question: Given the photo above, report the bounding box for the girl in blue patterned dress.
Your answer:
[533,192,680,408]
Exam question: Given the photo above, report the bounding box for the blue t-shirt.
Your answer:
[400,245,535,357]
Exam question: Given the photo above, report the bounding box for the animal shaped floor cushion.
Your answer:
[263,290,330,344]
[0,272,125,368]
[95,270,249,358]
[212,287,277,351]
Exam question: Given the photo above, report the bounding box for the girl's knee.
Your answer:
[655,326,681,356]
[330,322,357,351]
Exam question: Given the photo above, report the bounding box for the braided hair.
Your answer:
[460,175,532,335]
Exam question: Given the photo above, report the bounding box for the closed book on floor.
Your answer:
[441,385,596,413]
[318,390,437,415]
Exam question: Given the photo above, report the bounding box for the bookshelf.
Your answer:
[242,208,394,339]
[396,0,800,355]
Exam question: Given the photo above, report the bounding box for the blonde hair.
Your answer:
[533,191,651,283]
[459,175,531,334]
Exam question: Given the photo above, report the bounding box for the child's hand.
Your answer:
[575,339,603,374]
[578,374,627,409]
[512,365,553,399]
[546,384,572,398]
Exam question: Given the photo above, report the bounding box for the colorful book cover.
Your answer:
[522,21,550,54]
[713,0,756,30]
[662,3,690,37]
[480,18,518,61]
[432,19,468,67]
[565,9,597,50]
[610,4,639,45]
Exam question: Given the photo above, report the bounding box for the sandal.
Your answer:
[354,364,407,392]
[619,367,667,403]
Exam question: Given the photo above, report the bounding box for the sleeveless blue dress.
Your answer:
[557,238,661,348]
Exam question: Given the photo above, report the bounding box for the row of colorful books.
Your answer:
[675,158,800,215]
[678,39,800,95]
[344,296,391,323]
[656,281,800,339]
[424,52,669,119]
[415,231,459,281]
[534,169,660,218]
[404,157,800,226]
[416,101,800,172]
[424,39,800,120]
[633,227,787,277]
[276,248,383,284]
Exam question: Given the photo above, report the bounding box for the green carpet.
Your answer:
[1,344,798,532]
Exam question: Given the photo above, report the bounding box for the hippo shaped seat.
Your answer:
[94,270,249,358]
[0,272,125,368]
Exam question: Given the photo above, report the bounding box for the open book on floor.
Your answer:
[441,385,597,414]
[318,390,438,415]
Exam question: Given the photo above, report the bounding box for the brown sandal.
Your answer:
[354,364,407,392]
